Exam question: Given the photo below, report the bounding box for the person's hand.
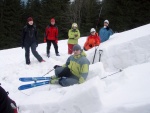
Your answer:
[53,65,61,69]
[74,34,78,37]
[89,44,92,47]
[44,38,46,43]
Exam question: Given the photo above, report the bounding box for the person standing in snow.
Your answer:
[44,18,60,58]
[84,28,100,51]
[21,17,45,65]
[99,20,113,42]
[68,23,80,54]
[50,44,90,87]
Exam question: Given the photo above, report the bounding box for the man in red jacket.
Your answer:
[44,18,60,57]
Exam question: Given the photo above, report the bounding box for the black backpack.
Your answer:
[0,84,18,113]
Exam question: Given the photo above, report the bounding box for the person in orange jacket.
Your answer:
[84,28,100,51]
[44,18,60,58]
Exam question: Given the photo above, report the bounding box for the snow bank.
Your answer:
[92,24,150,71]
[18,77,102,113]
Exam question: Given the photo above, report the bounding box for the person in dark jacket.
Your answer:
[22,17,45,65]
[0,86,14,113]
[44,18,60,58]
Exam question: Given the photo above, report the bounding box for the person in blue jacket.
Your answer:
[99,20,113,42]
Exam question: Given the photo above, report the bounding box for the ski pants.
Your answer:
[46,40,59,55]
[24,42,43,64]
[55,66,79,87]
[68,44,75,54]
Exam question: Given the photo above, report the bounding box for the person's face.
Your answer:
[91,31,95,35]
[104,22,108,26]
[51,21,55,25]
[28,21,33,25]
[73,50,81,56]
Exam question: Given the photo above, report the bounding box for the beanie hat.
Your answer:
[72,23,78,28]
[90,28,96,33]
[50,18,55,22]
[73,44,81,51]
[27,17,33,22]
[104,20,109,24]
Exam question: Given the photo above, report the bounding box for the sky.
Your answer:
[0,23,150,113]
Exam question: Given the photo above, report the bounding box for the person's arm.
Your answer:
[68,29,75,39]
[34,26,38,46]
[44,27,48,42]
[21,26,26,49]
[74,29,80,39]
[79,63,89,84]
[55,26,58,43]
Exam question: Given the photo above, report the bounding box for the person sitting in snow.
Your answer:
[99,19,113,43]
[21,17,45,65]
[50,44,90,87]
[68,23,80,54]
[84,28,100,51]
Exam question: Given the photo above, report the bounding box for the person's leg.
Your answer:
[24,45,30,64]
[68,44,74,54]
[31,42,43,62]
[47,40,51,57]
[50,67,71,84]
[59,78,79,87]
[51,40,59,56]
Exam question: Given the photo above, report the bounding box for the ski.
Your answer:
[18,80,50,90]
[19,77,50,82]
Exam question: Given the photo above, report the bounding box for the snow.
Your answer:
[0,24,150,113]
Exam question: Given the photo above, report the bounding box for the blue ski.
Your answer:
[18,80,50,90]
[19,77,50,82]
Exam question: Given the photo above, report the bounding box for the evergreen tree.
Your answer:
[101,0,150,32]
[0,0,23,49]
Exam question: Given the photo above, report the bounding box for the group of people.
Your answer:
[21,17,113,87]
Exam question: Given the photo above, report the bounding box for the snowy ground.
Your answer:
[0,24,150,113]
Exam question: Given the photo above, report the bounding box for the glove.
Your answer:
[79,77,85,84]
[89,44,92,47]
[36,43,38,47]
[53,65,61,69]
[74,34,78,37]
[44,38,46,43]
[22,46,24,49]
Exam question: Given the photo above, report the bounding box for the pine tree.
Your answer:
[0,0,23,49]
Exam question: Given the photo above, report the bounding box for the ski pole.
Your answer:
[99,50,103,62]
[101,69,122,79]
[92,46,99,64]
[42,69,54,77]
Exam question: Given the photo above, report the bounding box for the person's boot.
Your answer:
[56,53,60,56]
[50,76,59,84]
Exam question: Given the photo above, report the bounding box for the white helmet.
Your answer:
[104,20,109,24]
[90,28,96,33]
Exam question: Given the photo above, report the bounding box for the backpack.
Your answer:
[0,84,18,113]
